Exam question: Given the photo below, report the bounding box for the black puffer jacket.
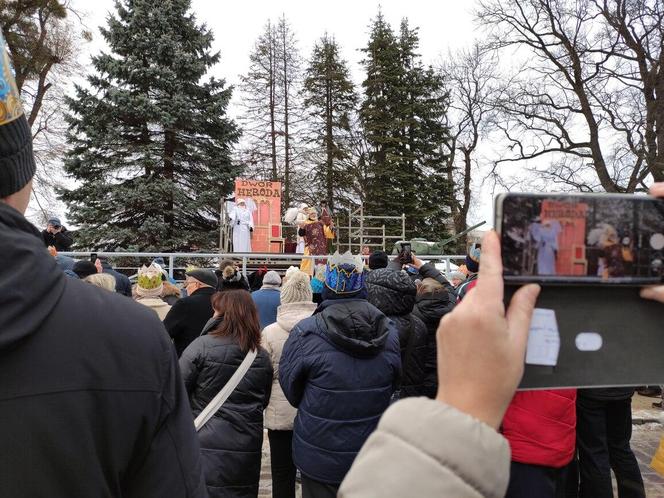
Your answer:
[180,328,273,498]
[41,226,73,251]
[164,286,215,356]
[0,202,206,497]
[279,297,401,485]
[366,268,428,398]
[412,263,456,398]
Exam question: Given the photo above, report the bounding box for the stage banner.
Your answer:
[540,199,588,275]
[234,179,282,253]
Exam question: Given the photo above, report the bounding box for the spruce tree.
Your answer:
[360,12,403,223]
[61,0,239,251]
[302,34,356,210]
[360,14,452,240]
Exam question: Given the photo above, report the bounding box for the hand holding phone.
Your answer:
[399,242,413,265]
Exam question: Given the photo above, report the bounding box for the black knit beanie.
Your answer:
[0,31,36,198]
[0,115,36,197]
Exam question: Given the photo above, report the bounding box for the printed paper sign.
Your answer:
[526,308,561,366]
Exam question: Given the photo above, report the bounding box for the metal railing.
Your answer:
[59,251,467,280]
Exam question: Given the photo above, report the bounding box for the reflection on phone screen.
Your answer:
[500,195,664,284]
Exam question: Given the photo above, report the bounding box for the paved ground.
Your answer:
[630,423,664,497]
[257,396,664,497]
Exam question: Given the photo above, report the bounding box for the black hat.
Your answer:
[0,32,36,198]
[186,268,218,288]
[73,260,98,280]
[368,250,389,270]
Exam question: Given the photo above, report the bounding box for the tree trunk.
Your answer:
[164,129,176,244]
[325,75,334,210]
[268,27,278,181]
[281,26,291,208]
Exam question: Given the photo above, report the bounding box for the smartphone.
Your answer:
[495,192,664,285]
[90,252,97,263]
[399,242,413,265]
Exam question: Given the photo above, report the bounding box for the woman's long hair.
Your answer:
[210,290,261,353]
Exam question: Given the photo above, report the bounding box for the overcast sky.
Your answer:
[67,0,493,228]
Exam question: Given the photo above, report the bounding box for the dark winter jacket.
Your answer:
[0,202,206,498]
[578,387,636,401]
[164,286,215,356]
[412,263,456,398]
[279,298,401,485]
[366,268,428,398]
[100,260,132,297]
[41,226,73,251]
[251,287,281,330]
[180,331,272,498]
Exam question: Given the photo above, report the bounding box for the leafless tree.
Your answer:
[477,0,663,193]
[238,16,305,209]
[1,0,88,220]
[441,42,500,236]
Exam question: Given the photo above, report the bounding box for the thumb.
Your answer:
[505,284,541,350]
[640,286,664,303]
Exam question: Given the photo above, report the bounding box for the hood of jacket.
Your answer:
[366,268,417,317]
[0,203,66,350]
[276,301,317,332]
[414,289,453,323]
[316,298,393,357]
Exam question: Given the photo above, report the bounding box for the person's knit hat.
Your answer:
[368,250,389,270]
[73,260,98,280]
[0,31,36,198]
[186,268,218,288]
[262,270,281,288]
[449,271,467,283]
[280,269,312,304]
[285,266,300,280]
[136,263,164,298]
[325,251,365,295]
[47,216,61,227]
[465,245,481,274]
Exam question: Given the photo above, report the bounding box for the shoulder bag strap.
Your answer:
[194,348,258,432]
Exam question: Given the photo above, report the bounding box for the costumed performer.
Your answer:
[230,198,254,253]
[319,200,336,253]
[298,207,334,275]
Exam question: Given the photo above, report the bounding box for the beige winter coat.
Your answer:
[339,397,511,498]
[135,297,172,321]
[262,301,317,431]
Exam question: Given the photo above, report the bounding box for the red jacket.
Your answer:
[501,390,577,468]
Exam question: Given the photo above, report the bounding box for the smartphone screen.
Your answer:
[90,252,97,263]
[399,242,413,265]
[496,193,664,285]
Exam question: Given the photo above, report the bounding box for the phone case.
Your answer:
[506,283,664,389]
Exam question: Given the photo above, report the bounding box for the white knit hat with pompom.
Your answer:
[280,269,313,304]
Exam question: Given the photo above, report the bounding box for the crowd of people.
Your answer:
[38,233,657,498]
[2,29,663,498]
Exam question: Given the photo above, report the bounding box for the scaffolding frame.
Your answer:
[335,205,406,253]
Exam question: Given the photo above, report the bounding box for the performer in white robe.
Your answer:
[230,199,254,253]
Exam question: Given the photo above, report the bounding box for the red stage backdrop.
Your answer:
[540,200,588,275]
[234,179,282,253]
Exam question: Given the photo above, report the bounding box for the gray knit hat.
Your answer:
[0,31,36,198]
[262,270,281,288]
[280,269,312,304]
